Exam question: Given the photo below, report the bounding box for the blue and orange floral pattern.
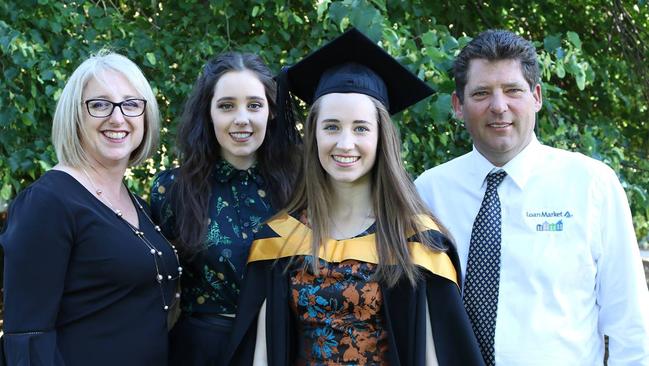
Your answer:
[150,159,274,314]
[290,255,389,365]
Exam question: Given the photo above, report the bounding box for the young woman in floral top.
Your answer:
[150,52,301,366]
[226,29,484,366]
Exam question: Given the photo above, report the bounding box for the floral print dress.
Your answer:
[150,159,274,315]
[289,226,389,365]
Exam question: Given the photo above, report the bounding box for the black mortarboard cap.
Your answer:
[278,27,434,115]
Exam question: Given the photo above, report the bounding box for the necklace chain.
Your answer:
[330,208,374,239]
[81,167,182,311]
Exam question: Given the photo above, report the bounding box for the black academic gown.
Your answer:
[224,214,485,366]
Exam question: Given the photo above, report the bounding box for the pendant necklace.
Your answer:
[81,167,182,311]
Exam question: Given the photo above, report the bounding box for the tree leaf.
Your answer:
[145,52,157,66]
[555,62,565,78]
[1,184,12,200]
[566,31,582,49]
[543,34,561,52]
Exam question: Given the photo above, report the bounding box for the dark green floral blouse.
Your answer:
[150,160,275,315]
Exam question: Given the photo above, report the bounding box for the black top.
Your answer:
[0,170,178,366]
[150,160,275,315]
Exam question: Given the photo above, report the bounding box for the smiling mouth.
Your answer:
[102,131,128,140]
[230,132,253,141]
[488,122,512,128]
[332,155,360,164]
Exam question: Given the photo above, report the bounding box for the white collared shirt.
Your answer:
[415,136,649,365]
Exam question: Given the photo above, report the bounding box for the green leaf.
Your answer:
[50,20,62,34]
[1,184,12,200]
[145,52,157,66]
[88,6,104,18]
[328,2,348,24]
[576,70,586,90]
[440,35,459,52]
[432,93,452,123]
[543,34,561,52]
[439,133,448,147]
[555,62,565,78]
[566,31,582,49]
[565,55,580,74]
[317,0,331,20]
[421,31,437,48]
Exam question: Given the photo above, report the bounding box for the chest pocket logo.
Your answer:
[526,210,573,232]
[536,220,563,232]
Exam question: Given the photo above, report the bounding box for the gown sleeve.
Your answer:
[424,232,485,366]
[226,258,296,366]
[0,185,73,365]
[382,226,483,366]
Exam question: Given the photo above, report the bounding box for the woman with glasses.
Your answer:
[0,51,180,366]
[149,52,301,365]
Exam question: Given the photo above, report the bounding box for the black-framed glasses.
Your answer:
[85,98,147,118]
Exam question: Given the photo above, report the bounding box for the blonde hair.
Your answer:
[52,50,160,168]
[285,95,447,287]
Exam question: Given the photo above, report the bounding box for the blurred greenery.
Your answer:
[1,0,648,248]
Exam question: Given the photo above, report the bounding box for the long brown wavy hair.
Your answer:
[174,52,302,258]
[284,95,446,287]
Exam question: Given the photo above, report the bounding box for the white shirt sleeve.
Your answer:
[596,167,649,365]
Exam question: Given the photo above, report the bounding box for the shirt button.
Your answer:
[243,222,250,228]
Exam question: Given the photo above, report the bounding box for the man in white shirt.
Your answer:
[415,29,649,365]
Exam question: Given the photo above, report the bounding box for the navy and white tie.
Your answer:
[463,170,507,366]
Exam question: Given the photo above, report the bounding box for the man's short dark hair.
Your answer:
[453,29,540,103]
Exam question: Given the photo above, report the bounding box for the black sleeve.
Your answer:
[426,273,485,366]
[225,260,270,365]
[0,186,71,365]
[225,259,295,366]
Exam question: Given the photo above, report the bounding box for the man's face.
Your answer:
[453,58,542,166]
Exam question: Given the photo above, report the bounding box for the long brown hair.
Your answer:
[285,95,446,287]
[174,52,301,258]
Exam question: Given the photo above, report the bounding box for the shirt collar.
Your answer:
[214,159,264,186]
[468,134,542,190]
[502,135,542,190]
[468,148,500,190]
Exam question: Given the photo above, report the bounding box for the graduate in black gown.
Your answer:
[0,51,181,366]
[226,28,485,366]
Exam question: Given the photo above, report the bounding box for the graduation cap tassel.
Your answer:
[275,66,299,145]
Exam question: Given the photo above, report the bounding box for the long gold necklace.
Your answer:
[81,168,182,311]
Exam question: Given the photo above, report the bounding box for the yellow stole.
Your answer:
[247,214,458,286]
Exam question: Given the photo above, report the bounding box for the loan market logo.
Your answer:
[526,210,572,232]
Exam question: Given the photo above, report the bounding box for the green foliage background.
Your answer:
[1,0,648,248]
